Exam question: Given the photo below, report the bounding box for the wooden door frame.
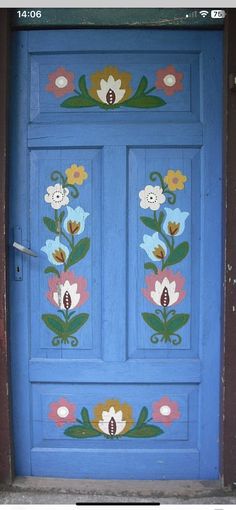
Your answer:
[0,8,235,485]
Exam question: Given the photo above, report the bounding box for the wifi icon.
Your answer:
[200,10,209,17]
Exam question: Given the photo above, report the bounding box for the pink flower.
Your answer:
[156,65,183,96]
[48,398,76,427]
[152,396,180,426]
[142,269,186,307]
[46,67,75,97]
[47,271,89,310]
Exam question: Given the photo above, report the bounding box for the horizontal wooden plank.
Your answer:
[31,448,200,479]
[29,359,201,383]
[28,123,203,147]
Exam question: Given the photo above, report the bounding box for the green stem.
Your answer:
[145,86,156,94]
[61,230,74,249]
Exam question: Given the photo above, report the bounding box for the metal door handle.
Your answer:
[13,241,38,257]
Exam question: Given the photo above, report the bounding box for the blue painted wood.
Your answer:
[9,28,223,480]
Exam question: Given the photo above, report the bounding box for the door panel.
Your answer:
[9,29,223,479]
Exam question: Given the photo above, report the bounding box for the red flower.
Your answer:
[142,269,186,308]
[47,271,89,310]
[152,396,180,426]
[48,398,76,427]
[46,67,75,97]
[156,65,183,96]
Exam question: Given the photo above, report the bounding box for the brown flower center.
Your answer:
[53,248,67,263]
[63,291,72,310]
[168,221,180,236]
[108,417,117,436]
[153,245,165,260]
[106,88,116,105]
[67,220,81,235]
[160,286,170,307]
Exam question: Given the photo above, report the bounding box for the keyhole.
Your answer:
[16,266,20,272]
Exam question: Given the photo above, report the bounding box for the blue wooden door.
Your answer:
[9,29,223,479]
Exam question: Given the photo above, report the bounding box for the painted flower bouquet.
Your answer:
[46,64,184,110]
[48,397,181,440]
[139,170,190,346]
[41,164,90,347]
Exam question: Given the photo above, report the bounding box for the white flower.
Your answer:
[44,183,69,210]
[97,76,126,105]
[53,280,81,310]
[139,185,166,211]
[98,406,126,436]
[151,277,180,307]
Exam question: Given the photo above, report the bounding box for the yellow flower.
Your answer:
[89,66,132,106]
[92,399,134,437]
[65,164,88,185]
[164,170,187,191]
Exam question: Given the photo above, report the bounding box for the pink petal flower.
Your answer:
[142,269,186,307]
[156,65,183,96]
[46,67,75,97]
[48,397,76,427]
[152,396,180,426]
[47,271,89,309]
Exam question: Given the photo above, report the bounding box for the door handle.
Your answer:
[13,241,38,257]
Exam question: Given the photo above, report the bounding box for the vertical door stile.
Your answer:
[102,146,127,362]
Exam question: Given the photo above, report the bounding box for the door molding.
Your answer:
[0,8,235,485]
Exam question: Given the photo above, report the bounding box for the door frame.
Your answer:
[0,7,236,485]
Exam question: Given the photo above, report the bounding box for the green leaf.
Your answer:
[65,237,90,269]
[43,216,57,233]
[136,406,149,428]
[124,95,166,109]
[144,263,158,274]
[44,266,60,277]
[133,76,148,97]
[66,314,89,335]
[142,313,165,334]
[140,216,160,232]
[164,242,189,267]
[81,407,91,425]
[125,424,164,438]
[42,314,66,336]
[64,425,102,439]
[61,96,98,108]
[167,313,190,333]
[78,75,91,98]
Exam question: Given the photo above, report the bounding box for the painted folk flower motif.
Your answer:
[163,208,189,237]
[139,185,166,211]
[156,65,183,96]
[44,183,69,210]
[65,164,88,185]
[41,237,69,265]
[63,206,89,236]
[92,399,134,437]
[46,67,75,97]
[47,271,89,310]
[48,398,76,427]
[89,66,132,106]
[140,233,166,262]
[164,170,187,191]
[152,397,180,426]
[143,269,186,308]
[63,399,166,439]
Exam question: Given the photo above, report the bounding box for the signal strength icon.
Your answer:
[199,10,209,17]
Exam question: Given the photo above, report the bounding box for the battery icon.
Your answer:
[211,10,226,18]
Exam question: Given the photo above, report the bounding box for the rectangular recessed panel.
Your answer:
[29,149,102,359]
[128,148,200,358]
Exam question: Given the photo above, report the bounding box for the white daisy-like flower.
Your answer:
[139,185,166,211]
[44,183,69,210]
[97,76,126,105]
